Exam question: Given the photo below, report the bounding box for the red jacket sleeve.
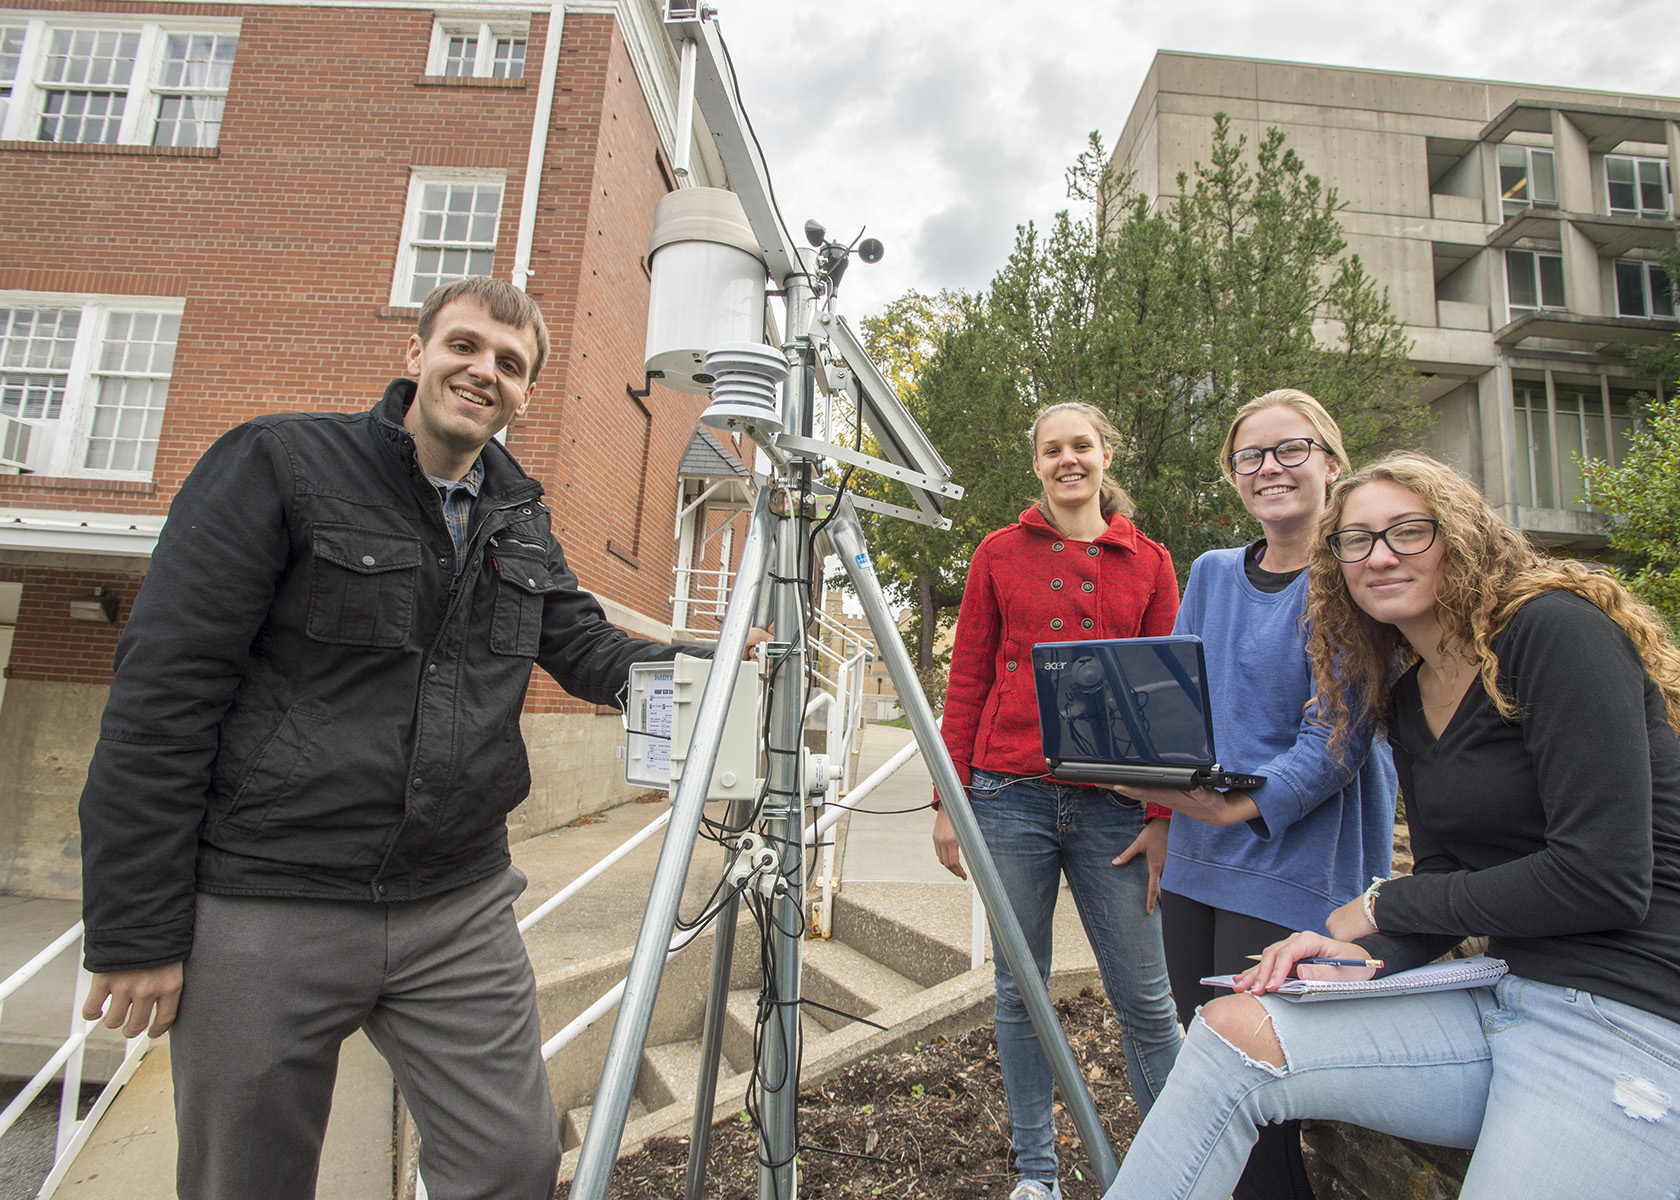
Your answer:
[939,535,1002,792]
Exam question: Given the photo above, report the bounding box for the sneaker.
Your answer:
[1008,1180,1061,1200]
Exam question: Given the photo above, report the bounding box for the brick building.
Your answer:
[0,0,750,898]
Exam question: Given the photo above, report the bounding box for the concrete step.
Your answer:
[639,1038,706,1112]
[798,937,920,1031]
[562,1096,650,1153]
[721,986,828,1073]
[830,882,975,988]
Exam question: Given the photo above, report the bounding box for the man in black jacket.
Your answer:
[78,277,686,1198]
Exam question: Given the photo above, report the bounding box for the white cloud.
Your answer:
[709,0,1680,318]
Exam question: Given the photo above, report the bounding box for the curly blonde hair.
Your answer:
[1306,452,1680,761]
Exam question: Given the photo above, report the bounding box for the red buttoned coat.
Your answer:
[941,504,1179,816]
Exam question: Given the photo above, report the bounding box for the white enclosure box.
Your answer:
[644,187,768,394]
[624,653,761,801]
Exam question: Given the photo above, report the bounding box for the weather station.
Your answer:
[570,6,1125,1199]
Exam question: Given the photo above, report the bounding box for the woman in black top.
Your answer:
[1103,452,1680,1200]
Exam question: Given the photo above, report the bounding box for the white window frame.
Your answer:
[1498,144,1558,214]
[1504,249,1566,321]
[1615,258,1675,319]
[389,170,508,307]
[425,18,528,79]
[0,16,239,147]
[0,23,27,134]
[0,293,184,481]
[1605,154,1673,218]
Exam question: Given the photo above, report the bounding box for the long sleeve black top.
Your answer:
[1361,590,1680,1025]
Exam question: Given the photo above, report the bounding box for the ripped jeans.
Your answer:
[1107,973,1680,1200]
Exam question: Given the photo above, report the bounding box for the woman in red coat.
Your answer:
[933,401,1182,1200]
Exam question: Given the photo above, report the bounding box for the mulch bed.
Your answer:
[559,990,1139,1200]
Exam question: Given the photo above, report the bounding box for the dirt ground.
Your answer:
[559,991,1139,1200]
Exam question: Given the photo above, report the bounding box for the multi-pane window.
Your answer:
[1616,260,1675,319]
[0,298,182,479]
[429,22,527,79]
[38,28,138,144]
[152,34,236,148]
[1505,249,1566,317]
[0,25,26,131]
[1606,155,1672,218]
[0,308,80,421]
[394,175,505,305]
[1512,374,1653,512]
[0,20,239,147]
[1499,145,1558,216]
[85,312,180,472]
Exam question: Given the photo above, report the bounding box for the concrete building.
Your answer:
[1111,53,1679,546]
[0,0,752,900]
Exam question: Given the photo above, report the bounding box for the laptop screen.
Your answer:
[1032,636,1217,769]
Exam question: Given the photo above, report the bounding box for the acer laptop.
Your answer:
[1032,635,1265,790]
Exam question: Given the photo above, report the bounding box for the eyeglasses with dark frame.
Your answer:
[1325,518,1441,564]
[1227,437,1323,475]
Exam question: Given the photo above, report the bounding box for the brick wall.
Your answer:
[0,3,743,712]
[0,562,144,684]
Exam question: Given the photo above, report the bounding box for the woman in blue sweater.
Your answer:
[1115,389,1397,1200]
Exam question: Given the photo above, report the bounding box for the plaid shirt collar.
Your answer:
[426,457,483,570]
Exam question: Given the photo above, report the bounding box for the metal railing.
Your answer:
[0,922,156,1200]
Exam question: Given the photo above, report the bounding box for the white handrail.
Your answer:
[0,922,83,1006]
[0,924,157,1199]
[517,809,672,935]
[540,934,685,1062]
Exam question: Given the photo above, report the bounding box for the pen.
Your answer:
[1245,955,1384,968]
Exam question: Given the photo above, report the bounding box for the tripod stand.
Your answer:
[566,11,1125,1200]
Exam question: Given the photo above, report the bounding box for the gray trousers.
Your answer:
[170,867,560,1200]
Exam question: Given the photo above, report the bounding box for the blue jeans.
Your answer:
[1107,973,1680,1200]
[969,771,1182,1182]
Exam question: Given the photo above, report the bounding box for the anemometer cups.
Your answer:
[700,341,789,436]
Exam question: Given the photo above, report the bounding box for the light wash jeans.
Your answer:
[1107,973,1680,1200]
[968,770,1182,1182]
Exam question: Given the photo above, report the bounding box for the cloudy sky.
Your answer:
[706,0,1680,319]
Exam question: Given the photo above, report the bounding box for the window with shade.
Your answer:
[1505,249,1566,321]
[1605,155,1672,219]
[1511,374,1652,512]
[1499,145,1558,217]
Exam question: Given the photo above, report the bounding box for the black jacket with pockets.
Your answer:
[80,380,684,972]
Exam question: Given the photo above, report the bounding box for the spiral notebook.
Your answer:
[1201,955,1509,1003]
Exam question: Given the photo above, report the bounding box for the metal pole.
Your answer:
[826,497,1121,1189]
[570,488,776,1200]
[682,788,758,1200]
[673,37,697,184]
[757,280,815,1200]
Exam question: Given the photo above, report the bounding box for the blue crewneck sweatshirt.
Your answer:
[1161,546,1398,930]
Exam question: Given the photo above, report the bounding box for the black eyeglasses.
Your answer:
[1325,518,1440,563]
[1228,437,1322,475]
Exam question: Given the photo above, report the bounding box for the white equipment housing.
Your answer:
[644,188,768,393]
[624,652,762,801]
